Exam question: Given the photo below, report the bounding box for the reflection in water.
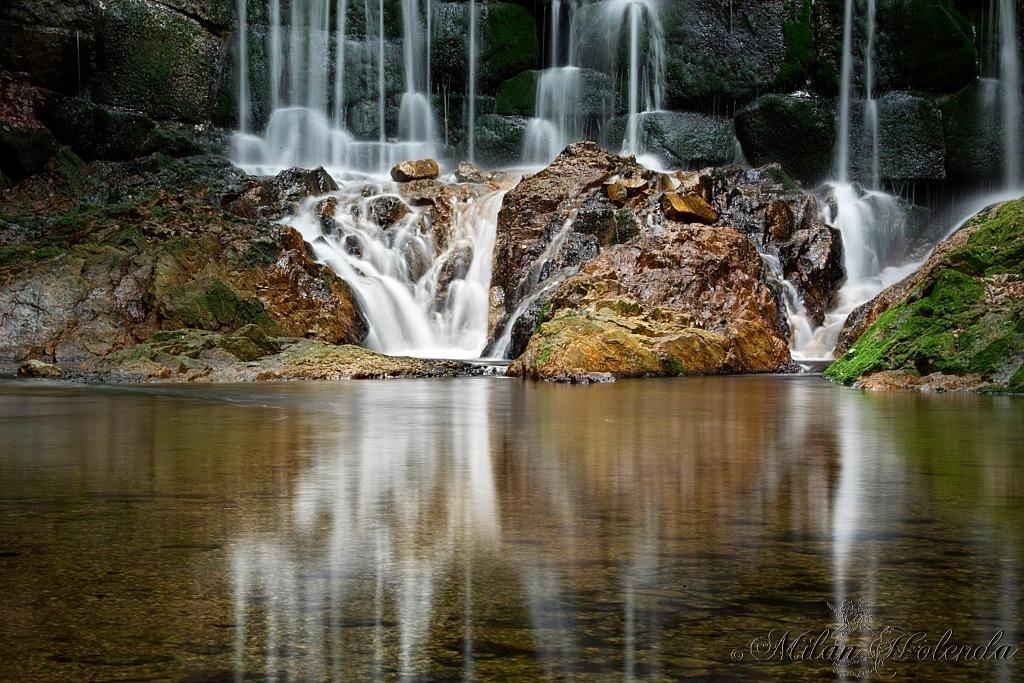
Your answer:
[0,378,1021,680]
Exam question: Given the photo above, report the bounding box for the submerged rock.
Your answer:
[826,198,1024,393]
[390,158,441,182]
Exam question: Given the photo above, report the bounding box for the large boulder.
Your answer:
[488,142,649,355]
[0,155,365,364]
[604,111,736,168]
[495,68,614,118]
[826,198,1024,393]
[735,93,836,185]
[507,222,792,382]
[92,0,225,124]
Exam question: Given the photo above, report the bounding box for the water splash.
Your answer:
[287,181,510,359]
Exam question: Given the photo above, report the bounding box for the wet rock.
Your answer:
[489,142,652,353]
[776,216,844,324]
[91,0,224,124]
[495,68,613,118]
[17,359,61,378]
[390,158,441,182]
[366,195,411,229]
[845,92,946,182]
[473,115,530,168]
[605,112,736,168]
[508,222,791,382]
[660,192,718,224]
[735,93,835,185]
[827,198,1024,393]
[37,94,155,161]
[941,79,1019,182]
[224,166,338,219]
[454,161,488,183]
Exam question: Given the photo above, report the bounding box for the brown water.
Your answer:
[0,376,1022,681]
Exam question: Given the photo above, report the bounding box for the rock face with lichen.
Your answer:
[826,198,1024,393]
[0,154,366,364]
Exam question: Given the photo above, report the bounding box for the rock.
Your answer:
[495,68,614,118]
[941,79,1019,182]
[488,142,651,354]
[454,161,488,183]
[735,93,835,185]
[874,0,977,94]
[225,166,339,219]
[605,112,736,168]
[17,359,61,378]
[390,158,441,182]
[367,195,411,228]
[37,93,155,161]
[472,114,530,168]
[826,198,1024,393]
[0,20,96,94]
[660,192,718,224]
[92,0,224,123]
[845,92,946,182]
[0,154,366,364]
[0,83,58,184]
[776,215,844,324]
[431,2,539,93]
[85,332,477,383]
[508,222,791,381]
[212,23,272,131]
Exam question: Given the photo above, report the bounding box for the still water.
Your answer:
[1,377,1022,681]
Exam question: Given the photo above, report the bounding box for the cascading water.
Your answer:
[231,0,440,175]
[287,182,511,359]
[997,0,1022,188]
[522,0,665,165]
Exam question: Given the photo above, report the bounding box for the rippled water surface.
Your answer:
[1,377,1022,680]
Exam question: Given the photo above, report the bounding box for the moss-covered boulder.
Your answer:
[472,114,529,167]
[605,111,735,168]
[735,93,836,185]
[495,71,538,116]
[826,198,1024,392]
[92,0,224,123]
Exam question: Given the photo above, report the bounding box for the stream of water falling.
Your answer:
[287,182,510,359]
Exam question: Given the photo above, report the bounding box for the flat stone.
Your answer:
[660,192,719,224]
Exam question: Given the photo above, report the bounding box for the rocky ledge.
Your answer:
[0,150,476,382]
[826,198,1024,394]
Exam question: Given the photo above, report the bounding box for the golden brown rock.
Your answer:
[660,192,719,224]
[390,158,441,182]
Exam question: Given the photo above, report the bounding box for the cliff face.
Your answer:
[0,0,1019,186]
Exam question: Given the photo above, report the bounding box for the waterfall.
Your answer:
[236,0,250,133]
[998,0,1022,189]
[288,182,510,359]
[232,0,441,175]
[522,0,664,165]
[467,0,478,162]
[792,0,914,362]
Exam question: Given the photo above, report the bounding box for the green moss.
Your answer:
[826,199,1024,387]
[162,278,278,333]
[495,71,538,116]
[778,0,812,88]
[483,3,540,86]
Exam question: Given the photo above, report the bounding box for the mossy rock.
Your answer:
[495,71,538,116]
[941,79,1015,182]
[826,198,1024,391]
[161,277,279,333]
[875,0,977,94]
[92,0,223,123]
[735,93,835,184]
